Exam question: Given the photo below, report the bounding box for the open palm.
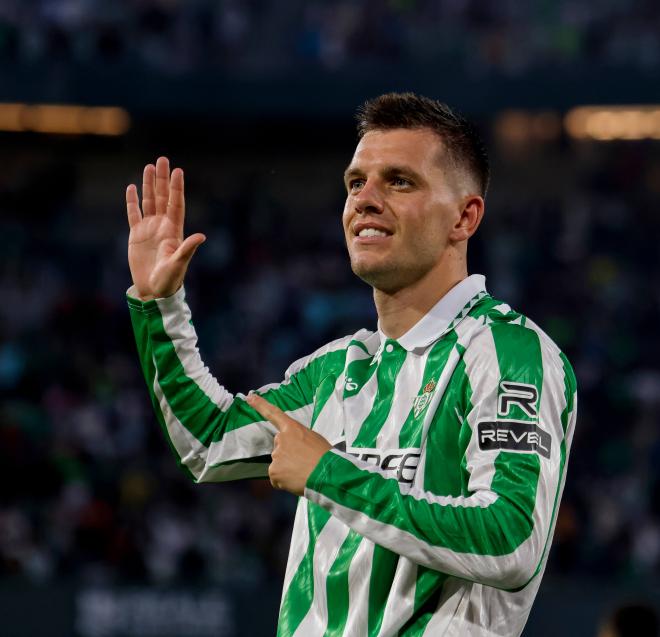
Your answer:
[126,157,205,300]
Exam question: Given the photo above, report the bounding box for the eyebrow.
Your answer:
[343,164,425,184]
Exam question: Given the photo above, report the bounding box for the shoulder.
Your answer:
[285,329,373,378]
[464,297,574,387]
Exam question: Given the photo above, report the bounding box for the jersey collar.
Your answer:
[377,274,487,352]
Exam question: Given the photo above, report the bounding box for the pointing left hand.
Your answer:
[246,393,332,496]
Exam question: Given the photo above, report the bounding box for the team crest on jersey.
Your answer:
[412,378,436,418]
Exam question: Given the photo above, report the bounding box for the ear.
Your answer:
[449,195,485,242]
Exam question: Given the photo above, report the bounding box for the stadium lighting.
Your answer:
[565,106,660,141]
[0,103,130,136]
[494,110,562,144]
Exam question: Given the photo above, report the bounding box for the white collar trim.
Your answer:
[377,274,487,352]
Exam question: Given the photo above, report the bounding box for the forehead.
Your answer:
[348,128,445,172]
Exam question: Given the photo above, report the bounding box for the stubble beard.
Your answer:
[349,250,435,295]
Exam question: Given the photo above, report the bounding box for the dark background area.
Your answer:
[1,1,660,635]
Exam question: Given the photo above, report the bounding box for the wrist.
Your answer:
[127,284,157,302]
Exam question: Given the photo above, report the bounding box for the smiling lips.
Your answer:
[352,222,393,243]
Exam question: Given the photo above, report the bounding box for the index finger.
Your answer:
[246,393,294,431]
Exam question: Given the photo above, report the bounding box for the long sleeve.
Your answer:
[127,286,343,483]
[304,319,577,590]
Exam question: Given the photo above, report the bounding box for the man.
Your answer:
[125,93,577,636]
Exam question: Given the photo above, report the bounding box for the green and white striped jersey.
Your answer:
[127,274,577,637]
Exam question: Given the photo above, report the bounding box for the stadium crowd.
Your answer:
[1,130,659,589]
[0,0,659,74]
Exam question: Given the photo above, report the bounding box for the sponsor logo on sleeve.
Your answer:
[498,381,539,418]
[477,420,551,459]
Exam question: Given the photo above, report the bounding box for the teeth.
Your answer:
[358,228,388,237]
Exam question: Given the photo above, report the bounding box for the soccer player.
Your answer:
[125,93,577,636]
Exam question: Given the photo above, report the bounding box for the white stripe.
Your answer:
[343,361,380,447]
[462,326,501,495]
[152,361,207,479]
[292,515,351,637]
[199,404,310,479]
[153,360,273,481]
[309,375,347,443]
[157,289,354,423]
[331,450,498,509]
[343,539,373,635]
[517,321,573,581]
[305,488,529,589]
[154,291,356,477]
[376,560,417,637]
[306,323,573,590]
[157,291,234,411]
[281,498,310,607]
[420,578,467,636]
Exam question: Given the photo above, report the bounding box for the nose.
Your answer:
[354,179,384,215]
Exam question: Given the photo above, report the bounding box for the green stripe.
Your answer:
[398,332,458,449]
[518,351,576,588]
[146,304,340,445]
[559,352,576,435]
[309,351,349,429]
[148,305,262,444]
[323,532,364,637]
[454,355,475,497]
[343,355,377,400]
[277,503,331,637]
[464,294,501,321]
[398,567,446,636]
[422,354,467,498]
[367,545,399,636]
[353,341,407,447]
[278,348,346,417]
[309,450,538,556]
[128,305,195,481]
[491,321,543,423]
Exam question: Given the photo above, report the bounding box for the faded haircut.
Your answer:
[356,92,490,197]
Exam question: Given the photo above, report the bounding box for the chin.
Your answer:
[351,261,404,293]
[351,256,432,294]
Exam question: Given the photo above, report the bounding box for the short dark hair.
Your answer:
[356,92,490,197]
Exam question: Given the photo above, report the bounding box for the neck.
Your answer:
[374,255,467,340]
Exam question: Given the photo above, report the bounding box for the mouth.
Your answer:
[352,222,393,243]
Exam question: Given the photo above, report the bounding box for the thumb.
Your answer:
[173,233,206,265]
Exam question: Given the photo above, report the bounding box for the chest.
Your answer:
[310,337,464,484]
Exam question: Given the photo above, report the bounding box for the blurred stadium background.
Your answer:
[1,1,660,635]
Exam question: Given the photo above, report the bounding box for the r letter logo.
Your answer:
[498,381,538,418]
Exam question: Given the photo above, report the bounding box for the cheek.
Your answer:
[341,201,352,234]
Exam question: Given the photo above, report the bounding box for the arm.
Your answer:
[125,158,321,482]
[301,322,577,590]
[128,286,326,482]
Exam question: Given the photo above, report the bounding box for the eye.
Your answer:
[348,179,365,192]
[392,176,412,188]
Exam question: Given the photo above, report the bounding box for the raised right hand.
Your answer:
[126,156,205,300]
